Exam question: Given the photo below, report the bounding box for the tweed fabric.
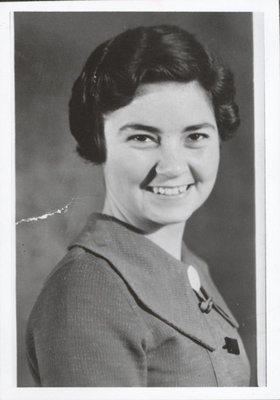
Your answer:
[26,213,251,386]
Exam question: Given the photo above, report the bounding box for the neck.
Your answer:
[144,223,186,261]
[102,199,186,261]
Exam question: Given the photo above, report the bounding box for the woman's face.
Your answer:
[102,81,220,231]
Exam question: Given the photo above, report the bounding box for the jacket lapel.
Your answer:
[69,214,219,351]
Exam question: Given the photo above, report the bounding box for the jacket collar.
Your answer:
[69,213,238,351]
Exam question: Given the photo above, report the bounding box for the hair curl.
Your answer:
[69,25,240,164]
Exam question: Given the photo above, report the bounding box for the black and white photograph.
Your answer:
[0,0,280,399]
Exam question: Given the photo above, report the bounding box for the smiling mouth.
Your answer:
[146,184,193,196]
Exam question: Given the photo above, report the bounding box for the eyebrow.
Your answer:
[183,123,216,132]
[119,123,161,134]
[118,122,216,134]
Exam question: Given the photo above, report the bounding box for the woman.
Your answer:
[26,24,251,386]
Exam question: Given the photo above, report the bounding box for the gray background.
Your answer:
[15,12,256,386]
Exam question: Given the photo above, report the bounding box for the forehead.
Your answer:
[104,81,216,130]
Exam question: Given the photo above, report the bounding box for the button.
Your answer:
[223,337,240,355]
[199,297,214,313]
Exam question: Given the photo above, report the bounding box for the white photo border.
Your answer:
[0,1,279,399]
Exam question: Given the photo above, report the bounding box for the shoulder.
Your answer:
[26,246,148,386]
[28,246,139,330]
[48,246,131,293]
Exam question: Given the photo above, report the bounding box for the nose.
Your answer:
[155,145,189,178]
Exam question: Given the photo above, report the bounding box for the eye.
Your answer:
[187,133,209,142]
[127,134,159,147]
[130,135,153,142]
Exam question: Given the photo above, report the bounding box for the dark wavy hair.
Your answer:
[69,25,240,164]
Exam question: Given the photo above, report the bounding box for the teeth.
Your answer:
[179,185,187,193]
[171,188,179,195]
[151,185,190,196]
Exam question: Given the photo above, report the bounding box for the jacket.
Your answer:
[26,213,251,386]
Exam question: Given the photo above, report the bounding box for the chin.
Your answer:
[146,209,194,227]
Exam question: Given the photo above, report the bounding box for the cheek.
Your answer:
[197,146,220,182]
[104,149,154,186]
